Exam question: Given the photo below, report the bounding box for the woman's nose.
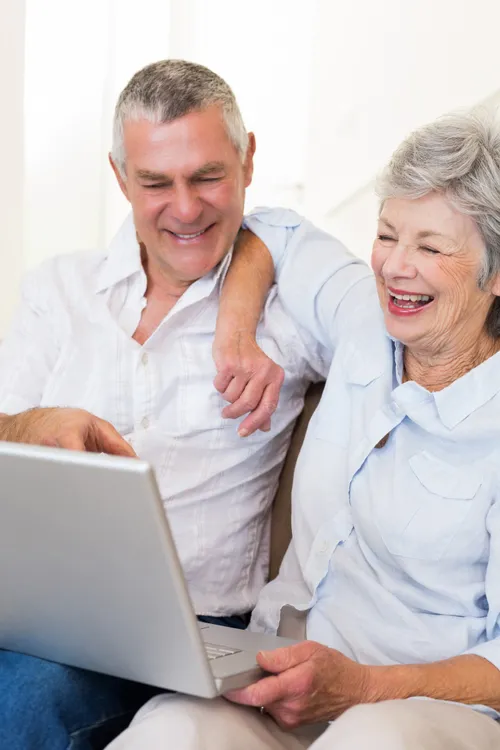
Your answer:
[382,245,418,280]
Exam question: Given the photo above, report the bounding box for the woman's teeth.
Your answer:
[390,292,433,309]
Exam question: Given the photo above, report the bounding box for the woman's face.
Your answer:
[371,192,500,356]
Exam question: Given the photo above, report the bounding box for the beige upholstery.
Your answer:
[269,382,324,580]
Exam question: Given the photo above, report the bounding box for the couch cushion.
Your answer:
[269,382,324,579]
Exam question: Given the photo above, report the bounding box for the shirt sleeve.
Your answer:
[465,497,500,669]
[463,493,500,670]
[0,266,61,414]
[243,207,376,362]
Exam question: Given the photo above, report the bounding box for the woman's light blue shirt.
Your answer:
[243,208,500,719]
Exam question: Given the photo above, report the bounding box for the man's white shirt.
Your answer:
[0,212,331,617]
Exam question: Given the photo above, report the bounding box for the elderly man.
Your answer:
[0,60,366,750]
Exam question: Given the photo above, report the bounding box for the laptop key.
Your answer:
[204,643,242,660]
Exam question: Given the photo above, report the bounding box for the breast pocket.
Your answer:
[377,451,482,561]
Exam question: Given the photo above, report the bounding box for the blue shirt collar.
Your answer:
[393,340,500,429]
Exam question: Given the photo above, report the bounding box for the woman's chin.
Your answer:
[384,314,426,347]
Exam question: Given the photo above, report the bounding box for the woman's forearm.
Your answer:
[369,654,500,711]
[216,229,274,345]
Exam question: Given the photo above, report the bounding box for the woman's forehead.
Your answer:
[380,194,483,250]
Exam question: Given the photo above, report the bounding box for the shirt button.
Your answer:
[141,416,150,429]
[141,352,149,366]
[318,540,329,555]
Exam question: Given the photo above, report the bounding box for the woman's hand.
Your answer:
[224,641,372,729]
[213,227,281,435]
[213,331,284,436]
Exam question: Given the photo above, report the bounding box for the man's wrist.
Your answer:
[0,413,16,441]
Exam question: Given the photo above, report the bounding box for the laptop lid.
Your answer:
[0,442,219,697]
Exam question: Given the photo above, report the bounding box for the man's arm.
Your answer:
[0,268,135,457]
[0,408,136,457]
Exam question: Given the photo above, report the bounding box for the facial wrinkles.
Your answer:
[399,245,489,361]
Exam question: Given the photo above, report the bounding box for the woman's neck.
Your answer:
[404,334,500,392]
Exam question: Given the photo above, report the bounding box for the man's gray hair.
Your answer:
[376,107,500,337]
[111,59,249,177]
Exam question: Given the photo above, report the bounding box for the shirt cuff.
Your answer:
[242,206,303,270]
[464,638,500,672]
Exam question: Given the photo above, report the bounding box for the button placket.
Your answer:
[135,349,152,431]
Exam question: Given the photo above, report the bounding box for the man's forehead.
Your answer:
[123,106,229,143]
[122,112,239,173]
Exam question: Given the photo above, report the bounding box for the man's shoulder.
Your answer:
[23,248,106,298]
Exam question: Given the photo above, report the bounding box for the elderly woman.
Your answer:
[107,109,500,748]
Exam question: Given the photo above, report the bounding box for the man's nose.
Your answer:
[170,184,203,224]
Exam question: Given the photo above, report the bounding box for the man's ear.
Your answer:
[243,133,256,188]
[109,154,130,201]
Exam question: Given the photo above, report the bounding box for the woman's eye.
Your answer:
[377,234,396,242]
[422,246,439,255]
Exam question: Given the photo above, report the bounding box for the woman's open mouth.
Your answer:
[388,290,434,315]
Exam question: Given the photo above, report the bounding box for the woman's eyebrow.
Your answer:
[378,217,396,231]
[415,229,450,241]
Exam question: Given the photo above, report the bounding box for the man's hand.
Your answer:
[213,331,284,436]
[0,407,136,457]
[224,641,372,729]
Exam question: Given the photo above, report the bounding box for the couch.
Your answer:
[269,382,324,580]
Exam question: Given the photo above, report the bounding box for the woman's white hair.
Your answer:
[376,107,500,337]
[111,59,248,178]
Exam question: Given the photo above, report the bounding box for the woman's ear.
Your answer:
[490,272,500,298]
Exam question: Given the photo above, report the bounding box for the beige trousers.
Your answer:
[106,693,500,750]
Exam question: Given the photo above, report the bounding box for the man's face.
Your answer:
[112,105,255,284]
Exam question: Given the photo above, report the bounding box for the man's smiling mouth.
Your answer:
[164,224,215,241]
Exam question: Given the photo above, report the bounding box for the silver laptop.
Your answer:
[0,441,295,698]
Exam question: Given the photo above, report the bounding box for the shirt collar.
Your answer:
[95,213,142,293]
[394,338,500,429]
[433,350,500,429]
[94,211,233,303]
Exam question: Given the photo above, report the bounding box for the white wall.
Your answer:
[306,0,500,260]
[24,0,173,271]
[0,0,25,331]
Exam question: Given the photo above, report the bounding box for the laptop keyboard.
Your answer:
[204,643,242,661]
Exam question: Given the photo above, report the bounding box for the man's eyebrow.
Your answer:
[191,161,226,178]
[135,169,171,181]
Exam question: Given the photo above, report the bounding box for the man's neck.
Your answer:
[132,242,199,346]
[140,241,193,303]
